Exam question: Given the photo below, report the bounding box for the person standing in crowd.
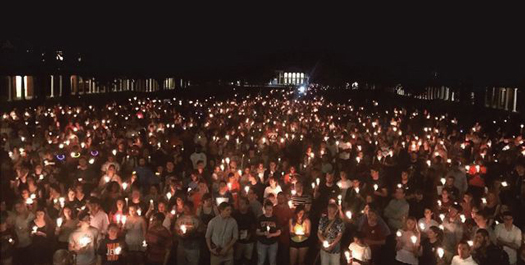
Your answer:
[145,213,172,265]
[395,216,421,265]
[98,224,127,265]
[206,202,238,265]
[87,197,109,238]
[472,228,510,264]
[56,205,79,250]
[174,201,200,265]
[289,205,311,265]
[30,207,55,265]
[318,203,345,265]
[384,187,410,231]
[494,211,521,265]
[274,192,293,265]
[256,201,281,265]
[347,232,372,265]
[1,213,18,265]
[69,211,99,265]
[123,204,146,265]
[419,226,444,265]
[452,241,478,265]
[233,197,257,265]
[11,200,34,265]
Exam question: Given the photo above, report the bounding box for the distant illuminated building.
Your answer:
[271,70,309,86]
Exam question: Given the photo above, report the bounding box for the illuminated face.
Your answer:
[36,211,45,220]
[129,206,137,216]
[108,227,119,238]
[63,207,72,218]
[458,244,471,259]
[406,219,416,230]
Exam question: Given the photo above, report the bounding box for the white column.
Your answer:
[50,75,54,98]
[59,75,63,97]
[513,88,518,112]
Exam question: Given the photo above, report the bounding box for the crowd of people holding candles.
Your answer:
[1,87,525,265]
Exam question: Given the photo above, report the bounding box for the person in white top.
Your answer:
[395,216,420,265]
[87,197,109,236]
[190,146,207,169]
[418,208,439,237]
[451,241,478,265]
[494,211,522,265]
[264,177,282,199]
[347,232,371,265]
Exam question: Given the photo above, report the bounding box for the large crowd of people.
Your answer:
[1,88,525,265]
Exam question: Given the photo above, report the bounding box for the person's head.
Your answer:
[269,177,277,187]
[128,205,138,216]
[264,201,274,217]
[353,231,366,245]
[78,211,91,227]
[158,201,167,212]
[218,202,232,218]
[450,203,462,218]
[516,163,525,176]
[394,187,405,200]
[295,181,303,193]
[405,216,417,231]
[474,228,490,248]
[401,171,409,181]
[463,192,473,203]
[441,189,449,200]
[371,168,380,180]
[108,224,119,239]
[502,211,514,228]
[327,203,338,218]
[202,193,212,206]
[424,208,433,219]
[87,197,101,213]
[340,171,347,180]
[35,207,46,220]
[14,200,27,214]
[326,172,334,183]
[277,192,286,205]
[238,197,249,212]
[151,212,165,226]
[457,241,472,259]
[138,157,147,166]
[427,226,443,242]
[295,205,305,220]
[446,175,455,186]
[474,211,488,227]
[366,207,379,223]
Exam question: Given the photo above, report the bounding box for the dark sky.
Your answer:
[3,7,524,84]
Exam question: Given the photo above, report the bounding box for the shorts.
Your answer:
[290,239,309,249]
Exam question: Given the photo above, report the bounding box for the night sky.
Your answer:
[2,8,524,85]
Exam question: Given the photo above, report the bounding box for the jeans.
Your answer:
[320,250,340,265]
[257,242,278,265]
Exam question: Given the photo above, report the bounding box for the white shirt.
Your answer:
[451,255,478,265]
[264,185,282,199]
[349,242,371,263]
[494,223,522,264]
[190,152,207,169]
[90,210,109,235]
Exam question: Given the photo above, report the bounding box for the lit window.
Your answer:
[15,76,22,99]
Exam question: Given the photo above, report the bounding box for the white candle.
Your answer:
[57,217,63,227]
[411,235,417,244]
[373,184,378,191]
[266,226,270,232]
[79,236,91,247]
[396,230,402,237]
[180,224,187,234]
[323,240,330,248]
[437,247,444,258]
[115,246,122,255]
[121,215,127,225]
[345,211,352,219]
[32,226,38,234]
[502,181,508,187]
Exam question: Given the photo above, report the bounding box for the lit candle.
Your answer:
[57,217,63,227]
[481,197,487,204]
[137,209,142,216]
[502,181,508,187]
[26,198,33,205]
[79,236,91,247]
[115,246,122,255]
[345,251,352,263]
[373,184,378,191]
[121,215,127,225]
[166,192,172,200]
[316,178,320,186]
[32,226,38,234]
[142,240,147,247]
[460,214,466,223]
[116,214,121,224]
[337,195,342,205]
[244,186,250,194]
[345,211,352,219]
[419,223,425,230]
[266,226,270,232]
[355,187,360,194]
[437,247,444,259]
[396,230,402,237]
[323,240,330,248]
[122,182,128,190]
[227,183,232,191]
[411,235,417,244]
[439,214,445,222]
[440,178,446,185]
[467,240,473,247]
[180,224,187,234]
[295,226,304,236]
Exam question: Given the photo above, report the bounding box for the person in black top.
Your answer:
[419,225,444,265]
[256,201,281,265]
[472,228,509,265]
[232,197,257,265]
[98,224,127,265]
